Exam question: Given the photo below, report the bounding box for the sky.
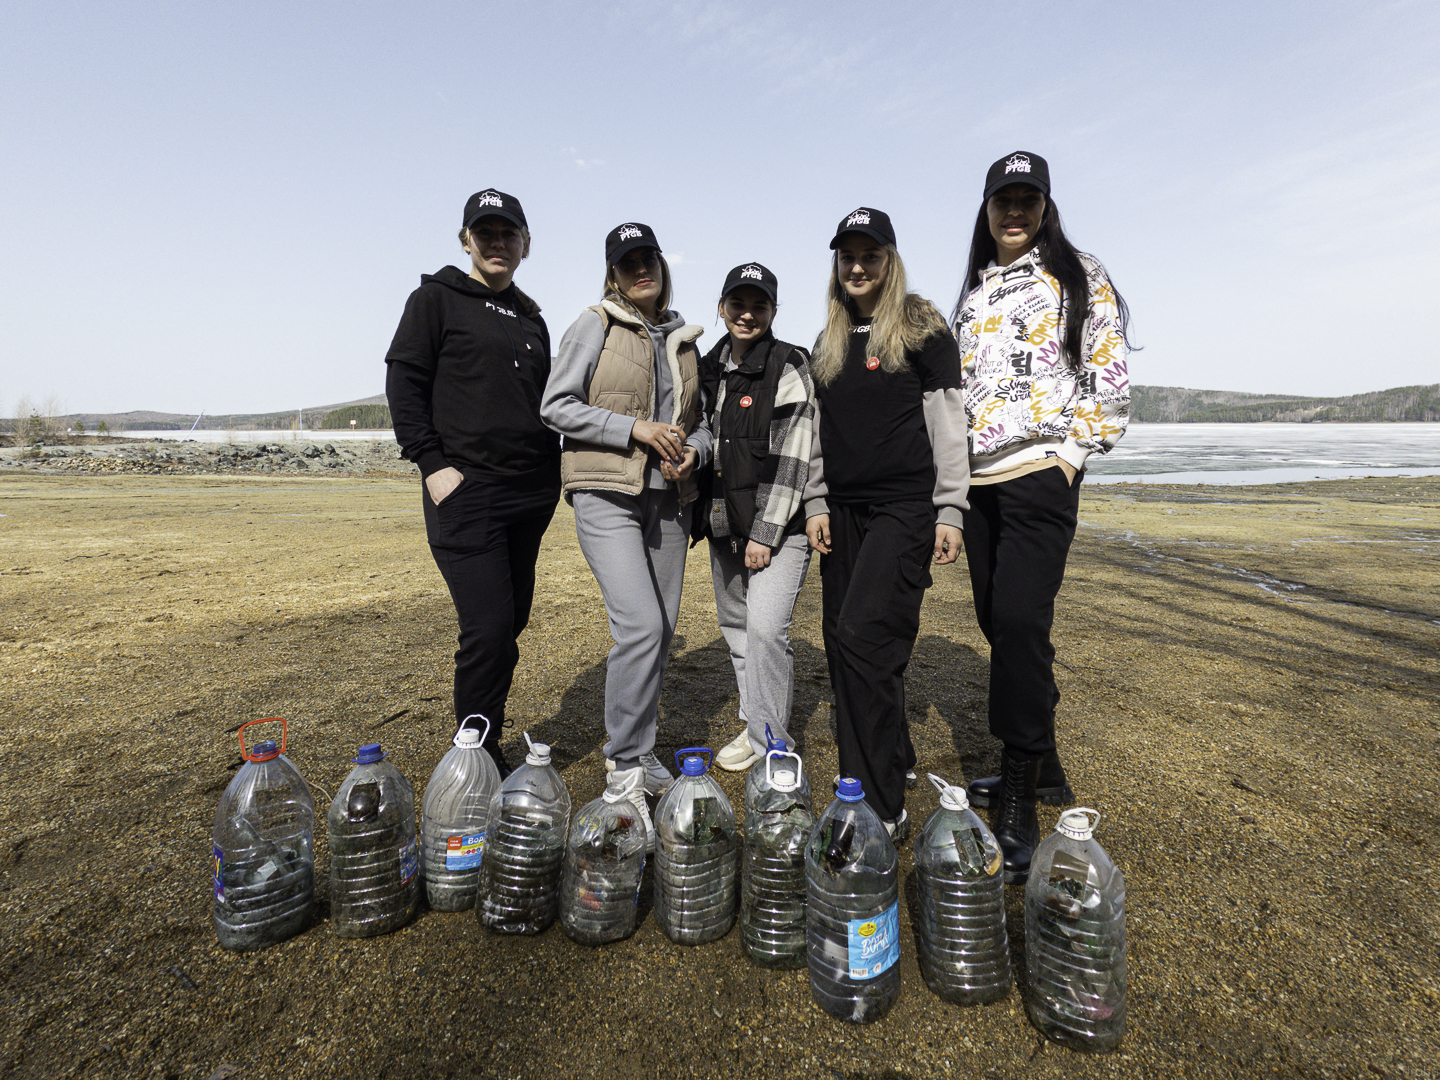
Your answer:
[2,0,1438,415]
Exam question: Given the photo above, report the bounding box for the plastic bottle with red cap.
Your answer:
[328,741,419,937]
[211,718,316,950]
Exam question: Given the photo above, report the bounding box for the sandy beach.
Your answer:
[1,459,1437,1079]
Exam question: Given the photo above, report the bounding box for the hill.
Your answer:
[1132,384,1439,422]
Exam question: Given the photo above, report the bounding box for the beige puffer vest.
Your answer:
[561,300,704,503]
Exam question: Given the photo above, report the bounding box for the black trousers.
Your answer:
[960,466,1081,757]
[821,499,934,822]
[423,479,556,741]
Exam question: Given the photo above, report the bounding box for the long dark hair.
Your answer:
[952,198,1137,368]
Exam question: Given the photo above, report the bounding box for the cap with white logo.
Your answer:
[983,151,1051,200]
[462,189,527,230]
[829,206,896,250]
[720,262,778,304]
[605,221,662,264]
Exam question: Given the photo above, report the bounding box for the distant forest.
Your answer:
[1131,384,1440,423]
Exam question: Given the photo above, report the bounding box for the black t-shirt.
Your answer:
[384,266,560,494]
[816,322,961,504]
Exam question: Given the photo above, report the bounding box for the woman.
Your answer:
[697,263,816,772]
[952,152,1133,883]
[804,207,970,840]
[541,222,711,835]
[385,189,560,777]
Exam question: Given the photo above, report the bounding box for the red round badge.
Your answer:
[866,357,881,370]
[739,395,753,408]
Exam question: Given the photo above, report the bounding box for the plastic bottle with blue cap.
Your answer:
[914,774,1012,1005]
[211,717,315,950]
[559,767,649,945]
[478,732,572,934]
[804,776,901,1022]
[652,747,739,945]
[1024,807,1127,1051]
[420,714,502,912]
[740,746,813,968]
[328,741,419,937]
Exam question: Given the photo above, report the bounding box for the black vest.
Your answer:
[700,332,800,543]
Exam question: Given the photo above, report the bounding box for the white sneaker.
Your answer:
[607,767,655,853]
[884,809,910,843]
[604,751,674,795]
[716,729,760,772]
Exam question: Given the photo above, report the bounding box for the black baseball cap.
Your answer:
[462,189,527,230]
[720,262,778,304]
[983,152,1050,200]
[829,206,896,249]
[605,222,661,264]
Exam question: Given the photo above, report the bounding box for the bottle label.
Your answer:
[847,901,900,981]
[445,831,485,871]
[399,839,419,885]
[212,845,224,900]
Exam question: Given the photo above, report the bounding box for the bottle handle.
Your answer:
[458,712,492,746]
[237,717,286,761]
[674,746,712,772]
[765,749,803,790]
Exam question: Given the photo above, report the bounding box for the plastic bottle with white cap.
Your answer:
[743,724,810,827]
[914,774,1012,1005]
[653,748,740,945]
[478,733,572,934]
[740,748,813,968]
[212,718,315,950]
[329,741,419,937]
[804,776,901,1023]
[1024,807,1127,1052]
[559,768,649,945]
[420,714,503,912]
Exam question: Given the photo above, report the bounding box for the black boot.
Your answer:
[484,739,513,780]
[967,748,1073,809]
[993,751,1040,885]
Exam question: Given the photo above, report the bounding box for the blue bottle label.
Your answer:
[847,901,900,980]
[212,845,224,900]
[445,831,485,871]
[399,839,419,885]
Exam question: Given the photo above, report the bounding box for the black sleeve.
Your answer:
[384,285,450,478]
[915,329,963,392]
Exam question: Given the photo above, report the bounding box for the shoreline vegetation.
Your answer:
[1,471,1435,1078]
[8,383,1438,437]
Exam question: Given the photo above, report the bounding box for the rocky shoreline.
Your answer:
[0,438,410,477]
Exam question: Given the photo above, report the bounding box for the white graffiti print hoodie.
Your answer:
[954,249,1129,479]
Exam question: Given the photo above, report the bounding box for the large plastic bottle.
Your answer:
[1024,808,1127,1052]
[742,725,809,828]
[914,774,1012,1005]
[559,770,648,945]
[479,734,572,934]
[653,748,740,945]
[420,716,501,912]
[212,718,315,951]
[805,777,901,1023]
[740,749,813,968]
[328,742,420,938]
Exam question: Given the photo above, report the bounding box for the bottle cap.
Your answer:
[1055,807,1101,840]
[772,768,798,791]
[249,739,281,763]
[525,741,552,767]
[680,754,707,777]
[353,743,386,764]
[928,773,969,811]
[836,777,864,802]
[765,750,804,793]
[453,728,481,749]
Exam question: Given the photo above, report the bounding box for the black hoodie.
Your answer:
[385,266,560,495]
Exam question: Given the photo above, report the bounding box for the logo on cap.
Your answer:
[846,209,871,227]
[476,190,504,208]
[866,357,881,370]
[739,395,753,408]
[1004,154,1032,175]
[740,264,763,280]
[618,224,643,242]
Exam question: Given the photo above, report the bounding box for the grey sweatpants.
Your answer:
[708,530,812,756]
[572,486,691,768]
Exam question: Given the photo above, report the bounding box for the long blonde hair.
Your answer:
[602,253,674,322]
[811,245,946,386]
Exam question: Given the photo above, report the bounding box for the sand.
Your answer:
[1,466,1437,1079]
